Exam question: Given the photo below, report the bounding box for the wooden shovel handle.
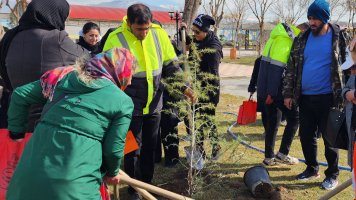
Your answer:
[118,172,194,200]
[119,171,157,200]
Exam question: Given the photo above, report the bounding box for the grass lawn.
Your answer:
[222,56,259,66]
[114,93,353,200]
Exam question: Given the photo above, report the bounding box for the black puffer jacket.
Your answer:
[194,31,223,105]
[77,36,99,57]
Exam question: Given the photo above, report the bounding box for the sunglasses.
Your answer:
[192,29,201,35]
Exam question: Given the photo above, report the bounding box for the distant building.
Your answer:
[218,22,276,49]
[66,5,176,39]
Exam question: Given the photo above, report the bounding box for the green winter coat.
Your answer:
[6,72,133,200]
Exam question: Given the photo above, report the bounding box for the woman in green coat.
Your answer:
[6,47,135,200]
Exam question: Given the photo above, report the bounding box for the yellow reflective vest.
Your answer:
[103,17,178,115]
[257,23,301,99]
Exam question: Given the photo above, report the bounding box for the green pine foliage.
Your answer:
[162,41,223,196]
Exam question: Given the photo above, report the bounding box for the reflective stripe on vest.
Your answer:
[117,32,130,50]
[116,29,163,114]
[261,56,286,68]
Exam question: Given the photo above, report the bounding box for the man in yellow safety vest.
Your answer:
[103,4,193,199]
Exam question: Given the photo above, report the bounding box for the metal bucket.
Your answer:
[243,165,273,198]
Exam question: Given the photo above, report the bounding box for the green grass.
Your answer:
[114,94,353,200]
[222,56,258,66]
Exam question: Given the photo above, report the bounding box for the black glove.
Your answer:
[9,131,25,140]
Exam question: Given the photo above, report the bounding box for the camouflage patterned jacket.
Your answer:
[282,23,348,108]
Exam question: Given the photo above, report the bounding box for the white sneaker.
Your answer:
[262,157,279,166]
[275,152,299,165]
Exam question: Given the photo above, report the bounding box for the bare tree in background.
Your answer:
[203,0,227,34]
[272,0,311,25]
[227,0,247,46]
[345,0,356,36]
[247,0,274,55]
[0,0,28,25]
[328,0,347,22]
[183,0,202,32]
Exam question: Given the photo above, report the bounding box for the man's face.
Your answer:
[308,16,324,36]
[128,20,151,40]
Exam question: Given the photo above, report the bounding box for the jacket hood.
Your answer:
[56,72,114,94]
[269,23,301,40]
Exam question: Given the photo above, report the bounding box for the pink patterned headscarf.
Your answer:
[41,48,135,100]
[85,47,134,90]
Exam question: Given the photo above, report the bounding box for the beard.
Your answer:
[310,23,325,36]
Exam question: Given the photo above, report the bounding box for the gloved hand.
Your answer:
[9,131,25,142]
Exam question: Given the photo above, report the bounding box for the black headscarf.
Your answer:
[0,0,70,90]
[77,36,99,56]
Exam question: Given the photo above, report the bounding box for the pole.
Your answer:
[176,12,179,45]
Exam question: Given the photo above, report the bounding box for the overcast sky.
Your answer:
[1,0,352,24]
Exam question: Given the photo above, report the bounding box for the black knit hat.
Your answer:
[192,14,215,32]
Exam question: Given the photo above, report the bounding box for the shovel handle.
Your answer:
[118,173,194,200]
[119,171,157,200]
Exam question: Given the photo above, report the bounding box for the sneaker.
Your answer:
[321,177,338,190]
[263,157,278,166]
[275,152,299,165]
[296,169,320,180]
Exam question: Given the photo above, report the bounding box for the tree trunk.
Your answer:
[259,22,264,55]
[184,0,202,32]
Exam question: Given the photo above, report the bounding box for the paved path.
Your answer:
[219,62,253,98]
[219,63,252,78]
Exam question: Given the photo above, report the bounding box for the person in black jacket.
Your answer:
[183,14,223,159]
[77,22,100,56]
[0,0,88,131]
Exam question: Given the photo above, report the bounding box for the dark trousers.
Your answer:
[299,94,339,179]
[124,112,161,187]
[160,112,179,164]
[196,106,219,153]
[264,99,299,158]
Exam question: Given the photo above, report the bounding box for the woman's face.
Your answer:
[83,29,100,46]
[192,26,207,41]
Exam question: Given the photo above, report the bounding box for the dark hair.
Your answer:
[127,4,152,25]
[82,22,100,34]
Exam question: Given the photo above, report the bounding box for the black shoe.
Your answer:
[296,169,320,180]
[165,158,179,168]
[130,192,142,200]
